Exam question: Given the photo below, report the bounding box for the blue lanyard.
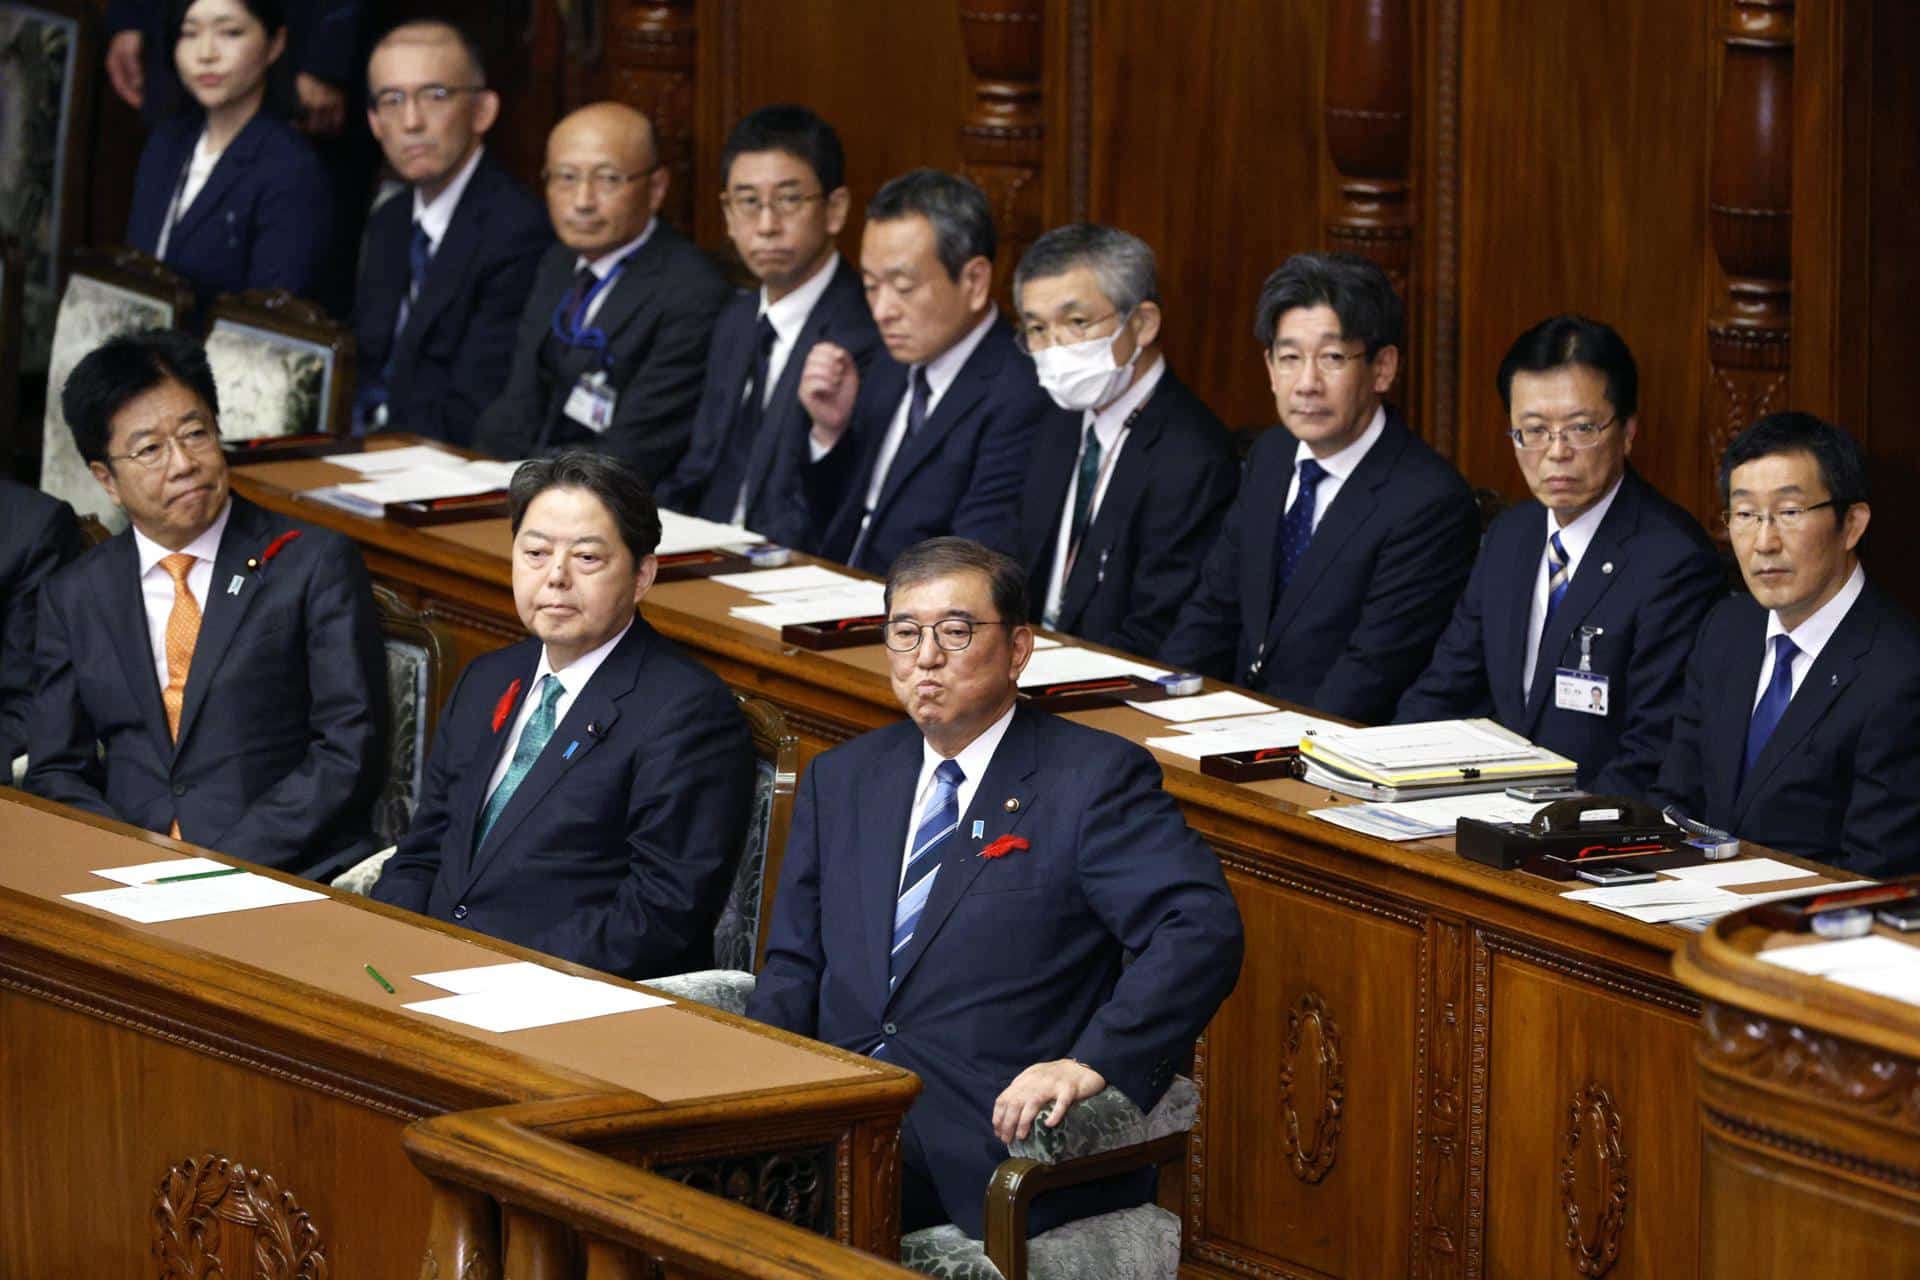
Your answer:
[548,251,637,352]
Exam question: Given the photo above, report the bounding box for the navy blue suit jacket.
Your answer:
[0,482,85,771]
[473,226,730,484]
[813,320,1074,572]
[749,706,1244,1236]
[371,619,755,979]
[656,258,882,548]
[1395,466,1723,793]
[25,496,386,880]
[1160,410,1479,723]
[1649,582,1920,878]
[1013,366,1238,658]
[353,151,552,446]
[127,112,332,315]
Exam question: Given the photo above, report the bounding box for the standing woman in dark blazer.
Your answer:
[125,0,331,316]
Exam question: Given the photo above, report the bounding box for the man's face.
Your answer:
[1265,303,1398,456]
[545,116,665,257]
[1015,264,1156,364]
[367,36,496,194]
[1508,364,1636,523]
[1728,449,1870,631]
[89,378,230,551]
[511,486,656,667]
[886,569,1033,751]
[861,214,989,367]
[723,149,847,298]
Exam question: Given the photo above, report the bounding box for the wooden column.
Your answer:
[606,1,700,235]
[1705,0,1794,498]
[417,1182,497,1280]
[957,0,1047,298]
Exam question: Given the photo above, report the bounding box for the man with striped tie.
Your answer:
[749,537,1243,1239]
[1396,315,1723,793]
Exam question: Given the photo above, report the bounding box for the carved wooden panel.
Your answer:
[1699,1001,1920,1127]
[1559,1085,1629,1277]
[657,1145,835,1237]
[606,0,699,236]
[958,0,1046,300]
[151,1154,328,1279]
[1279,992,1345,1184]
[1420,916,1469,1280]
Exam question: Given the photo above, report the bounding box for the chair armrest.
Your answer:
[1007,1076,1198,1165]
[641,969,757,1017]
[330,845,396,896]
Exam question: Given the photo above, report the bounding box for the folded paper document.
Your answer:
[1298,718,1577,800]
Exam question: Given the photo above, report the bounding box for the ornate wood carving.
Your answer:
[1705,0,1794,487]
[957,0,1046,295]
[151,1154,328,1279]
[1322,0,1415,304]
[1278,992,1345,1183]
[864,1123,901,1252]
[606,1,699,234]
[658,1146,835,1237]
[1700,1001,1920,1125]
[1559,1085,1629,1277]
[1421,0,1464,458]
[1422,918,1467,1279]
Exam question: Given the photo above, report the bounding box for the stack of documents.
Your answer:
[1564,860,1874,925]
[403,961,672,1033]
[65,858,325,924]
[657,509,766,555]
[1144,710,1339,761]
[1298,718,1577,800]
[1760,935,1920,1005]
[1312,792,1549,841]
[724,567,887,629]
[307,446,520,516]
[1017,647,1169,688]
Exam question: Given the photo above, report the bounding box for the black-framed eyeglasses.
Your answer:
[105,423,221,470]
[1721,500,1837,534]
[1018,310,1123,354]
[883,618,1014,652]
[1269,347,1368,379]
[1508,415,1618,451]
[370,84,484,116]
[542,163,661,195]
[721,190,826,221]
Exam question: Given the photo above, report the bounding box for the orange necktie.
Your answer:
[161,554,199,841]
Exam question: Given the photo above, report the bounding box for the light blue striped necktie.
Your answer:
[1542,530,1571,629]
[891,759,964,988]
[476,674,563,848]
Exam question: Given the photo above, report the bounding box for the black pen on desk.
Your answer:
[152,867,245,884]
[364,963,396,994]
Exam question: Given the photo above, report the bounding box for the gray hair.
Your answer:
[884,537,1029,628]
[867,169,996,281]
[1013,222,1159,314]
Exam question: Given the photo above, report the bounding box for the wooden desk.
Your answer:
[0,792,917,1277]
[1675,907,1920,1274]
[231,452,1866,1278]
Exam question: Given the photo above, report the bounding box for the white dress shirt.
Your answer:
[483,620,633,803]
[1520,474,1624,692]
[1284,404,1386,534]
[898,702,1016,890]
[1042,354,1167,625]
[726,252,841,522]
[1752,563,1866,710]
[859,305,1001,521]
[412,143,485,253]
[155,130,222,260]
[132,499,233,695]
[575,218,658,328]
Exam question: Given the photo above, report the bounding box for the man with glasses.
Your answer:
[476,102,728,483]
[1396,316,1722,792]
[1161,252,1478,722]
[750,536,1242,1239]
[1651,413,1920,876]
[26,330,387,882]
[1008,224,1237,656]
[353,20,551,443]
[655,105,880,546]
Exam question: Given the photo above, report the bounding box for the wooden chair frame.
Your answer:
[370,584,456,750]
[736,696,798,971]
[205,288,358,438]
[64,245,196,322]
[5,0,98,345]
[982,1131,1190,1280]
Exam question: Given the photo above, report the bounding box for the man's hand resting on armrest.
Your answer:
[992,1058,1107,1143]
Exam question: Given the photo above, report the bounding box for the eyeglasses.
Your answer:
[1270,348,1367,379]
[370,84,484,117]
[543,164,659,196]
[1721,501,1837,534]
[721,190,826,221]
[1508,416,1619,451]
[883,618,1013,652]
[1018,311,1122,354]
[106,423,221,470]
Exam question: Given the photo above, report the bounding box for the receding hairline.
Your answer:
[369,21,483,84]
[550,102,658,163]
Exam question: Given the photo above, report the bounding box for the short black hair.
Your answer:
[168,0,286,39]
[1252,252,1402,356]
[508,450,662,562]
[61,328,221,465]
[1495,314,1639,420]
[885,537,1029,628]
[1718,411,1868,522]
[369,19,490,89]
[867,169,996,281]
[721,104,845,194]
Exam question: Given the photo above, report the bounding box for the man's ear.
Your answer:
[1842,501,1871,553]
[647,163,671,215]
[632,552,659,604]
[88,460,121,507]
[959,255,994,311]
[825,186,851,237]
[472,89,501,136]
[1369,344,1401,395]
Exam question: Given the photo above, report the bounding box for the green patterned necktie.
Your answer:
[475,674,564,848]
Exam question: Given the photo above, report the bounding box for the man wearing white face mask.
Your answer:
[1011,225,1238,656]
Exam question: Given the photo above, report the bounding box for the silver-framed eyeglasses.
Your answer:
[883,618,1013,652]
[370,84,484,116]
[1018,310,1121,353]
[543,164,659,195]
[1721,500,1836,534]
[721,190,826,221]
[1270,348,1367,378]
[106,423,221,470]
[1508,415,1618,451]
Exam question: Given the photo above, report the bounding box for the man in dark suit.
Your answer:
[1651,413,1920,877]
[474,103,729,484]
[1396,316,1723,792]
[1160,253,1478,723]
[1010,223,1237,656]
[1,481,86,778]
[373,451,754,978]
[26,330,386,880]
[655,105,881,547]
[352,20,551,443]
[750,538,1243,1237]
[797,169,1075,571]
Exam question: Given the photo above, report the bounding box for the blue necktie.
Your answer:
[475,675,564,848]
[904,365,932,440]
[1069,421,1104,555]
[1542,531,1571,631]
[1742,634,1799,783]
[1274,458,1328,594]
[356,222,435,431]
[891,759,963,989]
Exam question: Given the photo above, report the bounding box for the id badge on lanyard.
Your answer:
[1555,625,1609,717]
[551,257,632,434]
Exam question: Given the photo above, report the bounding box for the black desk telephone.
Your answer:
[1457,796,1684,872]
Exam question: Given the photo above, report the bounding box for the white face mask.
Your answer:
[1031,321,1139,412]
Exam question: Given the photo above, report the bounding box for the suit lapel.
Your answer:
[1523,519,1633,724]
[1021,416,1082,581]
[171,115,264,242]
[1709,613,1769,820]
[859,726,926,1004]
[1493,513,1547,725]
[399,171,489,356]
[173,501,272,753]
[1733,593,1875,820]
[585,228,672,346]
[1058,401,1164,627]
[442,649,538,886]
[102,535,173,756]
[871,326,1000,518]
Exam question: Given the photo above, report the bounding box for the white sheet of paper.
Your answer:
[329,445,467,475]
[737,583,885,614]
[1562,879,1734,908]
[331,471,502,506]
[460,459,524,488]
[1146,724,1310,759]
[1665,858,1823,888]
[1029,635,1062,650]
[656,510,765,555]
[1315,719,1535,771]
[1609,896,1750,924]
[1017,647,1168,688]
[1125,690,1271,722]
[412,961,581,994]
[1831,965,1920,1005]
[1174,711,1331,735]
[403,983,671,1033]
[1313,793,1549,841]
[1759,935,1920,976]
[90,856,231,885]
[64,874,325,924]
[710,565,861,594]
